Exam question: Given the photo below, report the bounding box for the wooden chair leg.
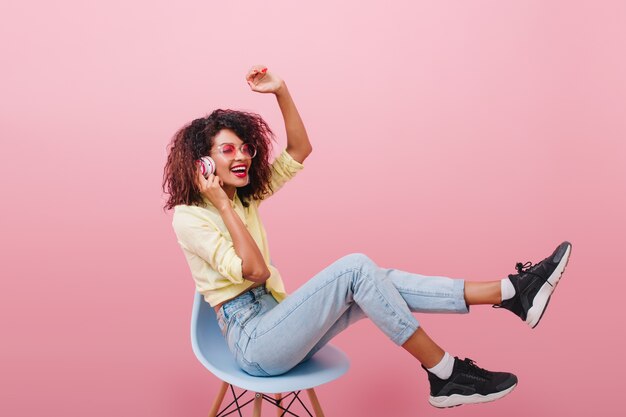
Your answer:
[252,393,263,417]
[208,381,229,417]
[275,393,283,417]
[306,389,325,417]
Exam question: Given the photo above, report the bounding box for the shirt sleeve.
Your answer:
[172,212,245,285]
[259,148,305,205]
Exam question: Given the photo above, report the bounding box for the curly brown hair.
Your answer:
[162,109,278,211]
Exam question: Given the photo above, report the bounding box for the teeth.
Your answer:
[231,167,246,172]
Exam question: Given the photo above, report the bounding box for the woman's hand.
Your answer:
[246,65,285,94]
[195,166,230,209]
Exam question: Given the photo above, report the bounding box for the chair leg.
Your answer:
[252,393,263,417]
[274,393,282,417]
[208,381,229,417]
[306,389,325,417]
[208,385,322,417]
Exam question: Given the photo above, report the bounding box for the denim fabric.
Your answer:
[215,253,469,377]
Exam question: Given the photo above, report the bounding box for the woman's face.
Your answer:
[209,129,252,195]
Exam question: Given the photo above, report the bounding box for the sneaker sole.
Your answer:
[429,383,517,408]
[526,242,572,328]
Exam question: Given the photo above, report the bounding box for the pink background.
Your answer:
[2,1,624,416]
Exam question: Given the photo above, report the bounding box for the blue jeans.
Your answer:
[216,253,469,377]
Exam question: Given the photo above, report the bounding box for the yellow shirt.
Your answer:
[172,148,305,307]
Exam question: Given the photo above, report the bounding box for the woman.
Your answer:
[162,65,572,408]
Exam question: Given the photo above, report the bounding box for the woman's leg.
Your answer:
[229,252,517,408]
[294,250,560,367]
[239,252,469,376]
[464,281,502,305]
[296,270,501,365]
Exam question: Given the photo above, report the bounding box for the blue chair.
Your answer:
[190,290,350,416]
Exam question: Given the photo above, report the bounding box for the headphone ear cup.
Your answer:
[207,156,216,176]
[198,156,216,178]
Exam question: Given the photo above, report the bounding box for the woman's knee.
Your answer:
[339,252,376,270]
[334,253,379,286]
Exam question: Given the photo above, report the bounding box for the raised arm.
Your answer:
[246,66,313,164]
[275,82,313,164]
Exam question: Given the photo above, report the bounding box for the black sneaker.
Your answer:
[493,241,572,328]
[423,357,518,408]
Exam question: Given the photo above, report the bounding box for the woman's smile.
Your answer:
[230,164,248,178]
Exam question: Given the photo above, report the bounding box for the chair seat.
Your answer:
[191,292,350,393]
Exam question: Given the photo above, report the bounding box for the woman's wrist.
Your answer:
[216,201,234,213]
[274,80,288,98]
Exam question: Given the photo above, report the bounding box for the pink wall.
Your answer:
[2,1,624,416]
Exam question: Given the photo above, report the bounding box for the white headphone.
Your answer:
[198,156,216,178]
